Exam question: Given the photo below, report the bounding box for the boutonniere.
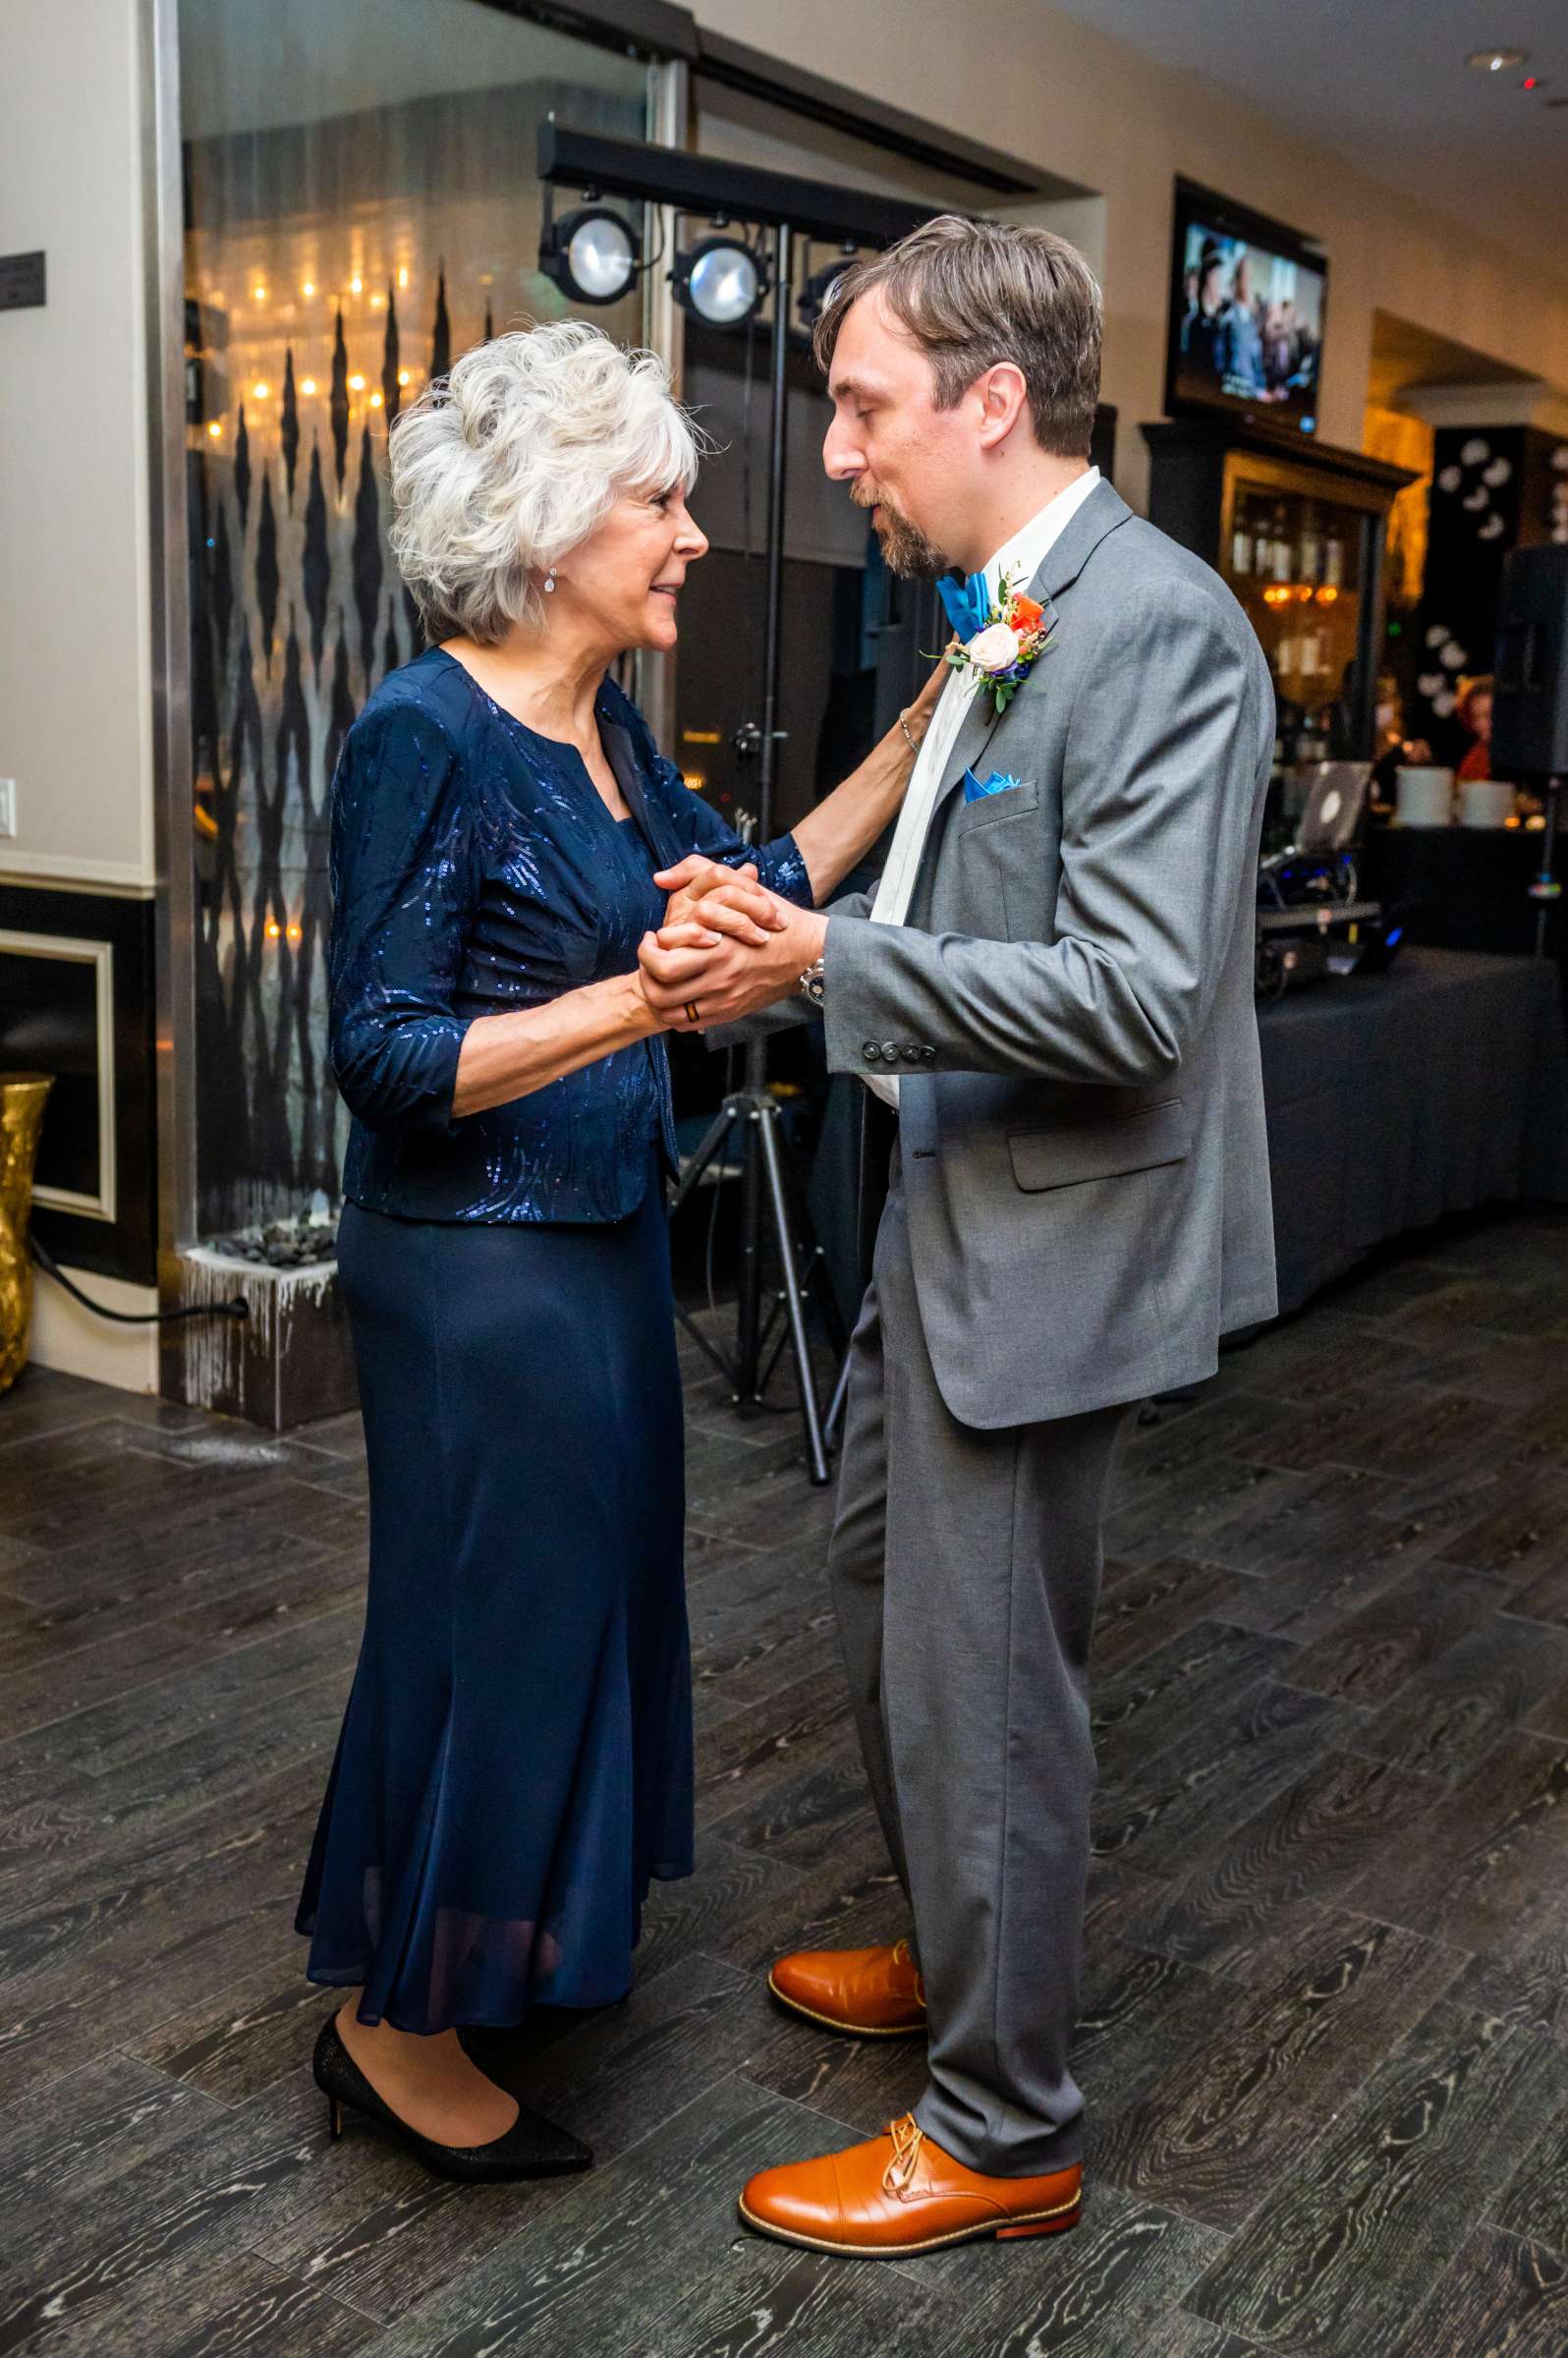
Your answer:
[944,571,1054,713]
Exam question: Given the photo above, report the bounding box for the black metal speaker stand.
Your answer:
[668,1079,845,1486]
[1530,774,1564,957]
[667,218,846,1488]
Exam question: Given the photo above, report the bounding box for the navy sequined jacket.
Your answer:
[328,646,812,1223]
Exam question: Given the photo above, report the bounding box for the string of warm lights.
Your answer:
[188,243,486,967]
[1259,583,1342,606]
[196,267,431,437]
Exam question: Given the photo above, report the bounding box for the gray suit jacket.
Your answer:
[821,478,1278,1428]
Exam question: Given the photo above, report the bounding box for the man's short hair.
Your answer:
[812,214,1102,459]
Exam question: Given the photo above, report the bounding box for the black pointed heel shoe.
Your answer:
[312,2012,592,2184]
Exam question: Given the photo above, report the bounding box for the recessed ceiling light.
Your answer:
[1466,46,1528,73]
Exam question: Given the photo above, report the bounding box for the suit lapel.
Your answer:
[1030,476,1133,603]
[938,685,1008,809]
[925,478,1134,827]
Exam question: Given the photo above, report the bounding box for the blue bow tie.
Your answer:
[936,571,990,642]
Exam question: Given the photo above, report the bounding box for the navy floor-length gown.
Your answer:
[296,646,812,2035]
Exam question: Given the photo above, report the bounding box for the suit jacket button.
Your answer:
[863,1041,882,1063]
[902,1044,923,1065]
[921,1045,936,1063]
[880,1040,899,1062]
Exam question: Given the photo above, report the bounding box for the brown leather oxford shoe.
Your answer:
[739,2113,1083,2258]
[766,1937,926,2037]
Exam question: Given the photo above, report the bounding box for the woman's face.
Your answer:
[1470,689,1493,741]
[556,481,708,655]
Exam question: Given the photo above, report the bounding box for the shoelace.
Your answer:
[882,2112,924,2196]
[891,1937,912,1968]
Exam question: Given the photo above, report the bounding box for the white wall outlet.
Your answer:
[0,780,14,838]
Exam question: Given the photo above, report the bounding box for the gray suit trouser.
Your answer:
[829,1161,1130,2176]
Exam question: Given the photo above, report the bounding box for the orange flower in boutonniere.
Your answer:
[942,570,1056,713]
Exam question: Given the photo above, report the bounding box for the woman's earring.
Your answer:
[543,568,556,595]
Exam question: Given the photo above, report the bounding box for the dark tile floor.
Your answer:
[6,1207,1568,2353]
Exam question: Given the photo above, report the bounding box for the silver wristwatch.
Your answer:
[797,957,826,1008]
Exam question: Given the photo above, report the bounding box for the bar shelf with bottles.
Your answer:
[1141,418,1414,849]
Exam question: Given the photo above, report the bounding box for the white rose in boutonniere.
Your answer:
[939,569,1055,712]
[966,622,1022,674]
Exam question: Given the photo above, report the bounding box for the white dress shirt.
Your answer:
[862,467,1100,1106]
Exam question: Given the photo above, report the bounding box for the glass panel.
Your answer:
[178,0,649,1233]
[1225,478,1369,845]
[1228,485,1364,739]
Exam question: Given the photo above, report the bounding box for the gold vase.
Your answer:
[0,1073,54,1395]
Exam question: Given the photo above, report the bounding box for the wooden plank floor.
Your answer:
[5,1206,1568,2354]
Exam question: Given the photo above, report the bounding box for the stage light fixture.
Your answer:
[798,247,858,329]
[671,229,768,328]
[539,199,642,307]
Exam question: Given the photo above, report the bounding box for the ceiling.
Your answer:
[1367,310,1541,409]
[1042,0,1568,269]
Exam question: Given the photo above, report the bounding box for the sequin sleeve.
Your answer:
[651,753,814,909]
[328,700,479,1134]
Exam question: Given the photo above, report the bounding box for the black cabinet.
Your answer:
[1143,418,1414,797]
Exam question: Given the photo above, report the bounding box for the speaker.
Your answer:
[1493,543,1568,777]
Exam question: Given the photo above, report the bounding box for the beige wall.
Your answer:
[0,0,154,888]
[693,0,1568,515]
[6,0,1564,896]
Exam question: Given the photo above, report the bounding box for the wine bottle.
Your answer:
[1300,504,1321,584]
[1270,502,1292,583]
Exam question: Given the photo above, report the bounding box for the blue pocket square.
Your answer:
[963,768,1027,805]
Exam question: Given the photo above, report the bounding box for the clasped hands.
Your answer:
[639,858,828,1034]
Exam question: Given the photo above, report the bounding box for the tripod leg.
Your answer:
[667,1096,745,1387]
[758,1308,789,1394]
[773,1128,850,1358]
[823,1346,853,1448]
[1534,775,1562,959]
[735,1097,765,1414]
[756,1100,832,1488]
[668,1097,742,1219]
[675,1300,734,1386]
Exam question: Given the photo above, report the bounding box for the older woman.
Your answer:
[296,320,936,2183]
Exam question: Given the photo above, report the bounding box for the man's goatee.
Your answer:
[861,496,950,581]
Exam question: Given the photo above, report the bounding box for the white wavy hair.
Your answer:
[388,319,701,644]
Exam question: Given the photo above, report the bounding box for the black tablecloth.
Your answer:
[1258,946,1568,1313]
[1361,826,1567,961]
[804,946,1568,1329]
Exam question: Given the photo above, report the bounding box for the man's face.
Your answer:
[821,288,972,578]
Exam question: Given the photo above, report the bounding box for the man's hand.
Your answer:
[654,856,789,951]
[638,884,828,1032]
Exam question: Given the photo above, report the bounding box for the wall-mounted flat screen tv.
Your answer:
[1165,178,1327,437]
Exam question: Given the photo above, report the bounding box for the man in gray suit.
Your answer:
[639,214,1277,2258]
